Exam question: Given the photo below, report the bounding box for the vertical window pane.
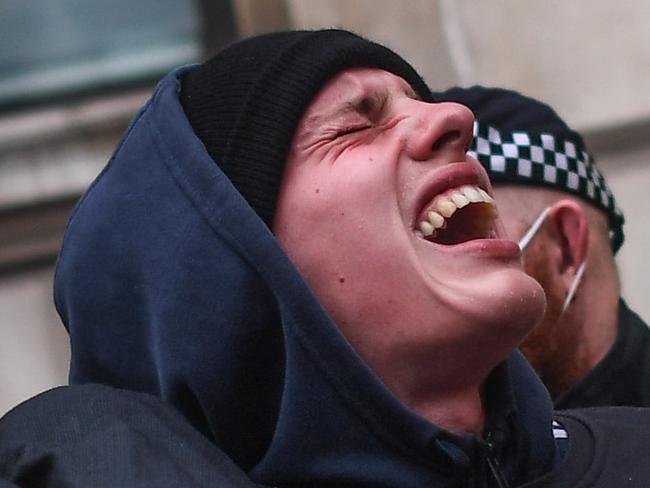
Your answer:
[0,0,201,107]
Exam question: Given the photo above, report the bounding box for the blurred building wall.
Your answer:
[0,268,69,414]
[1,0,648,415]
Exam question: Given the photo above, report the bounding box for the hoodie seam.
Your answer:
[52,86,159,323]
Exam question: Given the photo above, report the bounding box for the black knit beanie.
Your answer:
[435,86,625,253]
[180,29,432,229]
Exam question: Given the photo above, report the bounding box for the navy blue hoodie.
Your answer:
[53,68,558,487]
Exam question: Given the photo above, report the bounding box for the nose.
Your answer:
[406,102,474,162]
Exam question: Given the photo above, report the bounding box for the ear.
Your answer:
[546,200,589,288]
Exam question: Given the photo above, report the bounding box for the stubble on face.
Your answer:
[518,244,590,399]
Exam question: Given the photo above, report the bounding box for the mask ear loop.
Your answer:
[561,261,587,314]
[518,206,586,314]
[518,207,551,251]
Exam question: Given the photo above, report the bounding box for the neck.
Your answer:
[576,284,619,371]
[374,351,492,435]
[409,385,486,434]
[532,274,619,399]
[577,226,621,373]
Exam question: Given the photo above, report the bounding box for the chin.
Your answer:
[498,271,546,338]
[451,269,546,347]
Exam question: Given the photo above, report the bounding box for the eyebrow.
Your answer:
[301,101,360,131]
[302,91,388,131]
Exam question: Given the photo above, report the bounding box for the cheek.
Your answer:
[276,185,380,269]
[283,161,394,225]
[274,149,406,304]
[275,175,398,295]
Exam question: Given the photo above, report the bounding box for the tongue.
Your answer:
[433,204,494,245]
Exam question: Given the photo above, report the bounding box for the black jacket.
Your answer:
[4,387,650,487]
[524,407,650,488]
[556,300,650,409]
[0,385,262,488]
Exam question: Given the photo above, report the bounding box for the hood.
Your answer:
[54,68,557,487]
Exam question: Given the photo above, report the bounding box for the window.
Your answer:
[0,0,201,109]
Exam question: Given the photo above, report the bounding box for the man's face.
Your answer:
[274,69,545,381]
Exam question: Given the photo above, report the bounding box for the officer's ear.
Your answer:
[546,200,589,290]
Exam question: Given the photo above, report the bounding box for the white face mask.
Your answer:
[518,206,586,313]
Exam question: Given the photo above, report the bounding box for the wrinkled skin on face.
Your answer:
[273,69,545,421]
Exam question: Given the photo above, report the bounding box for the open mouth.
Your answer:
[415,185,498,245]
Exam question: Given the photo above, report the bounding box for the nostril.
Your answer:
[431,130,461,152]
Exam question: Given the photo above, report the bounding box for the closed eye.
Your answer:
[336,125,372,137]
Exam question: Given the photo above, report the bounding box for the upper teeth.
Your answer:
[417,185,496,237]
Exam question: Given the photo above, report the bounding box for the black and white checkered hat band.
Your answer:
[468,122,625,252]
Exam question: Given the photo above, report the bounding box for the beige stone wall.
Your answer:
[596,143,650,317]
[450,0,650,131]
[0,267,69,415]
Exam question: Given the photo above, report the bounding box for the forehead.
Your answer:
[300,68,416,124]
